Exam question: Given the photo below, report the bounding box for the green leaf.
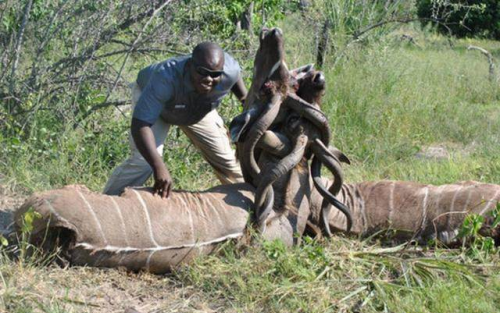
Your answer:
[10,137,20,145]
[490,203,500,228]
[22,207,42,233]
[0,235,8,247]
[481,237,495,253]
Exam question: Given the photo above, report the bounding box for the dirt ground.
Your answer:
[0,184,228,313]
[3,264,229,313]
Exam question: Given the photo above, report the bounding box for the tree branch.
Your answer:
[468,45,496,81]
[9,0,33,96]
[74,0,174,127]
[50,0,176,72]
[353,17,449,40]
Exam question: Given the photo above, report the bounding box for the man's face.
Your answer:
[190,53,224,95]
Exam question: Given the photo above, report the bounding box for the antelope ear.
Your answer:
[292,65,315,85]
[290,63,314,76]
[294,71,308,82]
[229,107,260,142]
[339,153,351,165]
[260,28,269,42]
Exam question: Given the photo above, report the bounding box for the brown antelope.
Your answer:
[14,29,500,275]
[310,179,500,245]
[15,28,346,273]
[266,63,500,245]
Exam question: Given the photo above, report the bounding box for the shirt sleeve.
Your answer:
[133,72,174,125]
[223,53,242,89]
[229,68,242,90]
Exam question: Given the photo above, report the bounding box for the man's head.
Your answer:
[189,42,225,94]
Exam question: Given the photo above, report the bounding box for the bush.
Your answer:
[417,0,500,39]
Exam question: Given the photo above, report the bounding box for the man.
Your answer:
[104,42,247,198]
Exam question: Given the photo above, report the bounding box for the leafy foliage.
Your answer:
[417,0,500,39]
[262,237,329,281]
[177,236,500,312]
[458,203,500,259]
[173,0,298,40]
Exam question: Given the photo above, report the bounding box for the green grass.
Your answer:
[175,238,500,313]
[323,37,500,185]
[2,15,500,313]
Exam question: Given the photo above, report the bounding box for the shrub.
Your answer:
[417,0,500,39]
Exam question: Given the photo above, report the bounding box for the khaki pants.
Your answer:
[103,83,244,195]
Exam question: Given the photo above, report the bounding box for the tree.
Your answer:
[417,0,500,39]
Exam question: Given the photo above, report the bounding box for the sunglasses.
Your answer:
[195,66,223,78]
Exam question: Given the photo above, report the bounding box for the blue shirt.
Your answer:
[133,53,241,125]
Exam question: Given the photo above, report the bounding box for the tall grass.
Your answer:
[277,13,500,187]
[322,36,500,184]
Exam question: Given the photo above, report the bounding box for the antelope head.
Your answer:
[293,69,326,105]
[245,27,288,111]
[231,27,290,186]
[254,67,352,239]
[231,28,352,242]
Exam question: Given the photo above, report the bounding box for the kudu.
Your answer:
[313,179,500,245]
[263,62,500,246]
[260,62,500,246]
[14,29,500,275]
[15,28,347,273]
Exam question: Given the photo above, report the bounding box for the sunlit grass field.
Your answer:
[1,17,500,312]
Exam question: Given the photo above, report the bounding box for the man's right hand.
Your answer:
[153,165,173,199]
[131,118,174,199]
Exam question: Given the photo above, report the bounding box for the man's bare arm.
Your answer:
[231,76,247,105]
[131,117,172,198]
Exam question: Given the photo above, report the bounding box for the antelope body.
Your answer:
[18,178,500,273]
[313,180,500,244]
[18,181,304,273]
[17,184,251,273]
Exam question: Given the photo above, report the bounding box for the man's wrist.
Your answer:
[152,160,167,173]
